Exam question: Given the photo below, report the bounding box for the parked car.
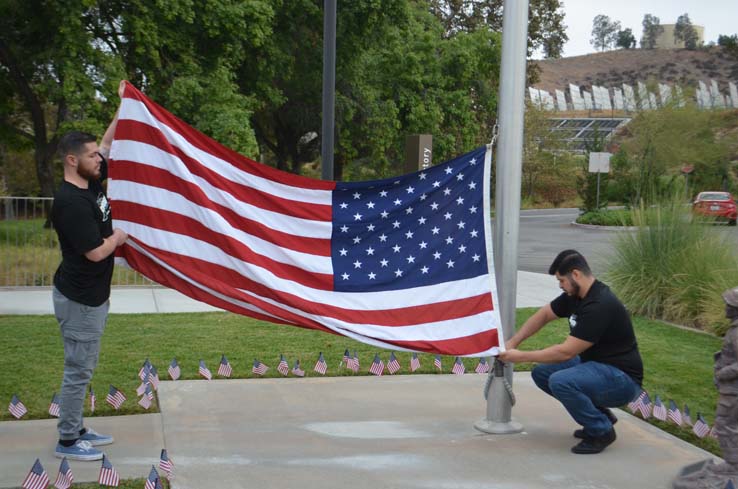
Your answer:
[692,191,737,225]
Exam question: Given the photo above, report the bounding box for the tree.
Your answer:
[590,15,621,52]
[674,13,699,49]
[615,28,637,49]
[641,14,664,49]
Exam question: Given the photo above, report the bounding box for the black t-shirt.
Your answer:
[52,159,114,307]
[550,280,644,385]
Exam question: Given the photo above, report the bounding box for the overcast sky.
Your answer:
[552,0,738,58]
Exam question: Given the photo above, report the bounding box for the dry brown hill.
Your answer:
[533,47,738,93]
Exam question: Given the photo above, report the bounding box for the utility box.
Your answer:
[404,134,433,173]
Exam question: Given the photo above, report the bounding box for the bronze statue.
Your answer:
[673,286,738,488]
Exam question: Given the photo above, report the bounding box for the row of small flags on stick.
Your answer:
[627,390,718,439]
[20,449,173,488]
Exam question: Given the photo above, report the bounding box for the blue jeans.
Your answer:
[532,357,640,437]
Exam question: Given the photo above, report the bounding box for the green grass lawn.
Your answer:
[0,308,723,460]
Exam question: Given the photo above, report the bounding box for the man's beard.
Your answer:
[77,164,100,181]
[568,280,581,297]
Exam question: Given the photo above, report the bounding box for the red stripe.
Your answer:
[121,83,335,191]
[126,243,493,326]
[389,329,500,356]
[112,161,332,256]
[114,120,334,222]
[114,201,333,290]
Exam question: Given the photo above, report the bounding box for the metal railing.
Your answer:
[0,197,154,287]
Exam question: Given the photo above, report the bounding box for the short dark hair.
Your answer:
[57,131,97,161]
[548,249,592,276]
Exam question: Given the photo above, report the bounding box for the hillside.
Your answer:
[533,47,738,93]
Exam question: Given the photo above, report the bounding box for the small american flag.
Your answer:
[387,352,401,374]
[410,352,420,372]
[21,459,49,489]
[627,390,643,414]
[168,358,181,380]
[452,357,466,375]
[217,355,233,378]
[434,355,442,372]
[683,404,692,426]
[475,357,490,374]
[9,394,27,419]
[709,425,718,439]
[252,359,269,376]
[150,367,160,390]
[347,351,359,373]
[292,360,305,377]
[144,465,159,489]
[652,395,667,421]
[341,349,350,368]
[106,385,126,410]
[277,355,290,376]
[667,399,683,426]
[98,455,120,487]
[198,360,212,380]
[53,457,74,489]
[138,359,152,381]
[369,353,385,376]
[159,449,174,480]
[138,384,154,410]
[136,378,149,397]
[89,386,96,413]
[637,391,652,419]
[48,392,61,418]
[314,353,328,375]
[693,413,710,438]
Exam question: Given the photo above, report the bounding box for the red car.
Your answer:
[692,191,737,225]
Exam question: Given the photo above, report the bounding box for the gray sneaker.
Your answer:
[55,440,103,461]
[79,428,114,446]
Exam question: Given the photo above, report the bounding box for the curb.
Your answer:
[570,221,639,231]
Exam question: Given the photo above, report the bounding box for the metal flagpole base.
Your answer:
[474,418,524,434]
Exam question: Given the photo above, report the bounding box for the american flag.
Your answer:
[410,352,420,372]
[252,359,269,376]
[108,83,503,357]
[652,395,667,421]
[369,354,385,376]
[48,392,61,418]
[53,457,74,489]
[277,354,290,376]
[475,357,490,374]
[159,449,174,480]
[693,413,710,438]
[452,357,466,375]
[22,459,48,489]
[387,352,401,374]
[138,359,152,381]
[98,455,120,487]
[637,391,652,419]
[136,376,149,397]
[709,425,719,439]
[106,385,126,410]
[144,466,159,489]
[198,360,212,380]
[9,394,27,419]
[434,355,443,372]
[341,349,350,368]
[667,399,683,426]
[138,384,154,410]
[627,390,643,414]
[218,355,233,377]
[89,386,96,413]
[150,366,160,390]
[168,358,181,380]
[314,353,328,375]
[683,404,692,426]
[347,351,360,373]
[292,360,305,377]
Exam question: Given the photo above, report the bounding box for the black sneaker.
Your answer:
[571,429,617,454]
[573,408,618,439]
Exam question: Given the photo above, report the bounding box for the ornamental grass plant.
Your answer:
[606,195,738,335]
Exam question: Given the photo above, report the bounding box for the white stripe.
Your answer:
[109,140,331,239]
[115,99,332,205]
[112,182,333,274]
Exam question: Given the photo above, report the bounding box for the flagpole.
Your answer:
[321,0,336,181]
[474,0,528,435]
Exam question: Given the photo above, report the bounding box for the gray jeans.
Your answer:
[52,287,109,441]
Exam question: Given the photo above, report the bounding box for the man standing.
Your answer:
[52,83,128,461]
[499,250,643,454]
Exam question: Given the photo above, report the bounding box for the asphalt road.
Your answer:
[505,208,738,275]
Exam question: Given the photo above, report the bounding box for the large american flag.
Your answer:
[22,459,49,489]
[109,82,503,357]
[98,455,120,487]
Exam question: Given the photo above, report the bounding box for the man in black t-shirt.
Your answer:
[499,250,643,454]
[51,82,129,461]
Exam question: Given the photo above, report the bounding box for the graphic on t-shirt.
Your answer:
[97,192,111,222]
[569,314,578,329]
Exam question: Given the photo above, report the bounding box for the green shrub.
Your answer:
[576,209,634,226]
